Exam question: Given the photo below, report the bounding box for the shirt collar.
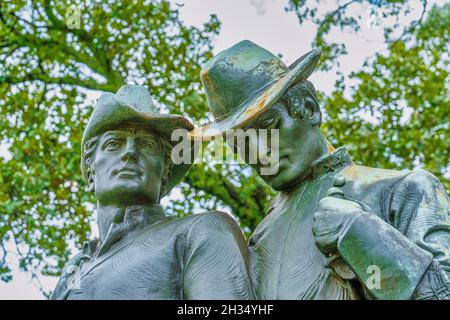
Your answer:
[310,146,353,179]
[84,204,167,258]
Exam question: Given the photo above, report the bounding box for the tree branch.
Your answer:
[2,74,118,92]
[387,0,428,44]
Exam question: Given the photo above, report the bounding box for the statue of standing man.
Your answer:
[51,85,254,300]
[192,40,450,300]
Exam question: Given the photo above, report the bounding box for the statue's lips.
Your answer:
[270,154,289,166]
[259,154,289,178]
[114,166,143,177]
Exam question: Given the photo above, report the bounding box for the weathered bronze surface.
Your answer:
[50,41,450,300]
[51,85,254,300]
[189,40,321,140]
[199,40,450,300]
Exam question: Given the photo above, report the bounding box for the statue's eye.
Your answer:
[104,139,123,151]
[259,118,274,128]
[140,140,159,152]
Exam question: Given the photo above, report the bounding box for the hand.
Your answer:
[312,193,365,256]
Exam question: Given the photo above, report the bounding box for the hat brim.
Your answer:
[189,48,321,140]
[81,100,196,197]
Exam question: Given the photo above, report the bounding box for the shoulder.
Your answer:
[341,165,445,194]
[342,164,411,186]
[353,166,446,194]
[395,169,445,192]
[340,165,412,206]
[340,165,448,215]
[389,169,449,212]
[138,212,243,245]
[343,165,448,197]
[191,210,239,227]
[347,166,449,221]
[186,211,242,237]
[146,211,244,244]
[343,165,443,186]
[161,210,238,230]
[60,239,98,274]
[50,246,93,300]
[180,211,246,248]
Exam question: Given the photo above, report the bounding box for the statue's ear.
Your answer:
[87,171,95,193]
[285,81,322,126]
[304,94,322,126]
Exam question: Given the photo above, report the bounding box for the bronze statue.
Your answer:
[51,85,254,300]
[192,40,450,299]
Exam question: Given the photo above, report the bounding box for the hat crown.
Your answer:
[84,85,162,143]
[107,84,158,114]
[201,40,289,119]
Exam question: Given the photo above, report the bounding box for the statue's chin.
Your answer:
[264,174,291,191]
[96,183,159,206]
[268,178,292,192]
[266,167,308,192]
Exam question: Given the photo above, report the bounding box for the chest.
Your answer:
[248,180,354,299]
[67,231,183,300]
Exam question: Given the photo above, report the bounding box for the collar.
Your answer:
[262,147,354,216]
[311,147,353,180]
[84,204,167,259]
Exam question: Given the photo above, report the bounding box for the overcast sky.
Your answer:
[0,0,445,299]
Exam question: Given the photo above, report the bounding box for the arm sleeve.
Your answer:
[182,212,254,300]
[338,170,450,300]
[390,170,450,299]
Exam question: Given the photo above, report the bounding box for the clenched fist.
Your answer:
[312,195,366,256]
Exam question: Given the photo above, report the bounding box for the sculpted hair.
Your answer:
[83,135,100,187]
[281,80,322,126]
[82,130,174,197]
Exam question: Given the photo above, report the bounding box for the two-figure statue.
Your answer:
[52,40,450,300]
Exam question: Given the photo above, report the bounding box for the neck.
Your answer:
[313,129,331,159]
[299,129,330,180]
[96,203,164,241]
[281,130,333,192]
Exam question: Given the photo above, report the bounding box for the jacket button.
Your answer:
[333,175,346,187]
[327,187,345,198]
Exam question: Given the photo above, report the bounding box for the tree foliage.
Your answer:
[287,0,430,71]
[286,0,448,189]
[0,0,225,293]
[323,4,449,190]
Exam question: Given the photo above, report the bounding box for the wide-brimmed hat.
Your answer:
[81,85,195,196]
[189,40,321,140]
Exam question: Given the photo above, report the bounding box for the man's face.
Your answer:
[93,127,166,205]
[235,101,317,191]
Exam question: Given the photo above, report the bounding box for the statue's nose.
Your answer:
[253,132,272,165]
[121,139,138,162]
[258,138,272,163]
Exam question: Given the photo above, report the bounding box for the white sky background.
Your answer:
[0,0,446,299]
